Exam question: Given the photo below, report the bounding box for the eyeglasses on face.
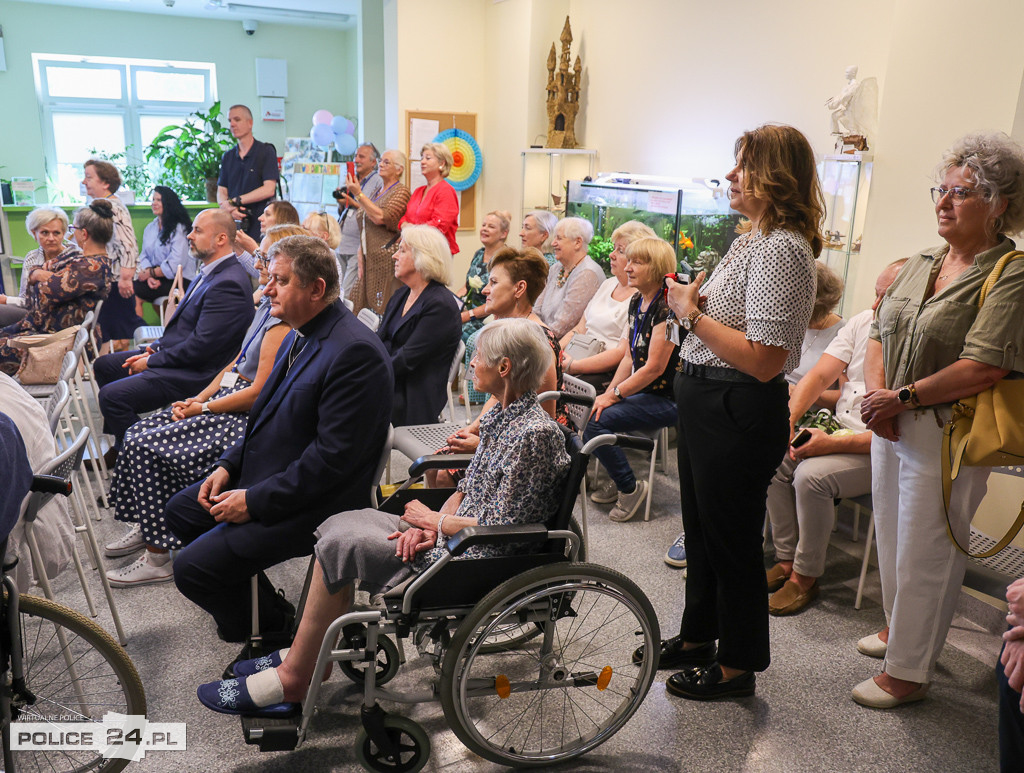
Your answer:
[930,186,983,205]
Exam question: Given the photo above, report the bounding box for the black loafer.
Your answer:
[632,636,717,670]
[665,663,756,701]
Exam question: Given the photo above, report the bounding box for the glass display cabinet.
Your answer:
[520,148,597,225]
[565,174,742,275]
[818,152,872,316]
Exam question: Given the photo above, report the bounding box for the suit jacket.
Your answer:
[379,281,461,426]
[146,255,254,388]
[219,301,394,529]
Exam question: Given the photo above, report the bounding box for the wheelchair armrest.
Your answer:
[408,454,475,476]
[445,524,550,556]
[30,474,72,496]
[581,433,655,454]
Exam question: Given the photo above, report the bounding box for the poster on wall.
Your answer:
[289,162,341,223]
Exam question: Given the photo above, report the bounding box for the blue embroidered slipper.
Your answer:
[233,649,286,677]
[196,676,299,717]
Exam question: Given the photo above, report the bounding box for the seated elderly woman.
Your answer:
[195,317,572,715]
[562,220,656,390]
[532,217,606,339]
[379,224,461,426]
[520,210,558,265]
[0,206,81,327]
[582,237,680,522]
[101,225,298,587]
[786,261,845,390]
[457,210,512,343]
[0,201,113,375]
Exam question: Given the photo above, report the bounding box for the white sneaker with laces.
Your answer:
[589,479,619,504]
[106,553,173,588]
[104,524,144,558]
[609,480,649,522]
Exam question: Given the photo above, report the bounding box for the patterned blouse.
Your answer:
[679,228,815,374]
[18,244,80,297]
[103,195,139,273]
[461,248,490,339]
[415,391,571,567]
[627,292,679,399]
[1,247,111,337]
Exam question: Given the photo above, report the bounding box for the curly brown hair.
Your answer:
[733,125,826,257]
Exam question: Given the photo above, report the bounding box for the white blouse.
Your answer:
[680,228,816,373]
[580,277,636,347]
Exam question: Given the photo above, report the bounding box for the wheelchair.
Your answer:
[240,427,662,771]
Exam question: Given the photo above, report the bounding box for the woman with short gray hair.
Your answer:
[0,206,76,326]
[520,210,559,265]
[532,216,606,338]
[856,131,1024,709]
[196,317,572,716]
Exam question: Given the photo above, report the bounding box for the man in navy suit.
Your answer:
[166,234,393,647]
[94,209,255,456]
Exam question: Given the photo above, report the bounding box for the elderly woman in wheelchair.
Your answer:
[193,317,662,770]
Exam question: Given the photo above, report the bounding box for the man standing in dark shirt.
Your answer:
[217,105,279,242]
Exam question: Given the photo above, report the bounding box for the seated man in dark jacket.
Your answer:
[94,209,255,456]
[166,234,393,652]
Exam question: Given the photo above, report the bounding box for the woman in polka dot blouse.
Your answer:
[655,124,821,701]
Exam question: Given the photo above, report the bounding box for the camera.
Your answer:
[331,188,346,201]
[242,19,258,36]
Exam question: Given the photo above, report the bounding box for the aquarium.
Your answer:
[566,177,743,276]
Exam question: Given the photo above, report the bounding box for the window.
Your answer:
[33,54,216,201]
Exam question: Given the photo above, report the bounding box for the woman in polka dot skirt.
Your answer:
[104,255,291,588]
[653,124,821,701]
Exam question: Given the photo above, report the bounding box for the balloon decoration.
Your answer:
[309,109,358,153]
[433,128,482,191]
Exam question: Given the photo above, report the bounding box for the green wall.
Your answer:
[0,1,359,198]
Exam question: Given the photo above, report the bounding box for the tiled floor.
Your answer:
[31,434,1006,773]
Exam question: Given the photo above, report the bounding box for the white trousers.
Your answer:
[336,252,358,301]
[871,408,990,683]
[767,451,872,578]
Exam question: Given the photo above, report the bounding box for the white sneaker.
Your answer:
[106,553,173,588]
[105,524,144,558]
[609,480,649,522]
[589,479,619,504]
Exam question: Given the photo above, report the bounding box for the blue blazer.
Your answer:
[146,254,254,391]
[219,301,394,529]
[379,281,461,426]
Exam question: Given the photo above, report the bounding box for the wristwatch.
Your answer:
[229,196,242,208]
[201,402,211,414]
[897,383,921,408]
[681,309,705,332]
[612,386,623,401]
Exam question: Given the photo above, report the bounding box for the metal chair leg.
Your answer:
[855,513,875,610]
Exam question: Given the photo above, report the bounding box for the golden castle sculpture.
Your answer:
[545,16,582,149]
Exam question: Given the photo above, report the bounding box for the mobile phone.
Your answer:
[791,428,812,448]
[346,161,356,180]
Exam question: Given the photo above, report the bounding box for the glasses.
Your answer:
[930,186,983,205]
[253,249,267,266]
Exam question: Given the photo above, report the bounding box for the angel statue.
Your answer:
[825,65,878,151]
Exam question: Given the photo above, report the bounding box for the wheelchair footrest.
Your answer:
[241,714,301,752]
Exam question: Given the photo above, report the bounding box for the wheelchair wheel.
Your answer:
[477,515,587,655]
[354,714,430,773]
[439,563,658,767]
[338,625,401,686]
[8,593,147,773]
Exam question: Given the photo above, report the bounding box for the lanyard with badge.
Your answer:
[221,306,271,388]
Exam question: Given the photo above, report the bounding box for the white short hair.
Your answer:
[399,224,452,285]
[26,206,69,236]
[475,318,553,395]
[555,216,594,245]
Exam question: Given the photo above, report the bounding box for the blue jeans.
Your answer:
[583,392,677,492]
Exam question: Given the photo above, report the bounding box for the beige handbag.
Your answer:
[9,325,80,385]
[162,265,185,325]
[941,250,1024,557]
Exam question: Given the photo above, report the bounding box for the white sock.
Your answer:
[244,667,284,706]
[147,551,171,566]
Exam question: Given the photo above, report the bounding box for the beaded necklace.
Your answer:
[556,256,586,289]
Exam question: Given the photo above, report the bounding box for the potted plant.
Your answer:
[146,101,236,202]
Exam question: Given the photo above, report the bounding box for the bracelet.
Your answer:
[436,513,449,539]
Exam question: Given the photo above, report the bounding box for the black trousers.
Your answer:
[998,641,1024,772]
[133,275,191,304]
[675,371,789,673]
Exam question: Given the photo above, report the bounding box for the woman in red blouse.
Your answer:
[399,142,460,255]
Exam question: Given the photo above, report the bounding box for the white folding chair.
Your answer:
[357,307,381,332]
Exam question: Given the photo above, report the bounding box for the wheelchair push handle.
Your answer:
[581,433,655,455]
[30,474,72,496]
